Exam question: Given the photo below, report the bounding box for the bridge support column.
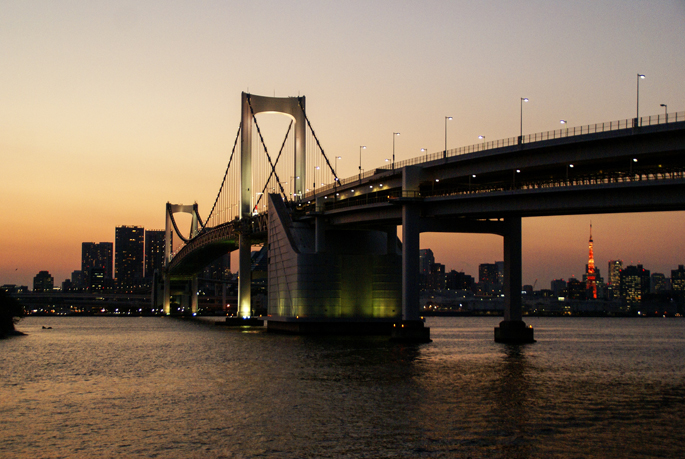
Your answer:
[191,276,198,315]
[392,198,430,343]
[315,197,326,252]
[163,272,171,315]
[238,233,252,318]
[495,215,535,343]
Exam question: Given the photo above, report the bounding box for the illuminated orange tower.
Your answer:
[587,224,597,299]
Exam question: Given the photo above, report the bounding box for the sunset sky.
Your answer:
[1,0,684,289]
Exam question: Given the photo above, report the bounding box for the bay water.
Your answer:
[1,316,684,458]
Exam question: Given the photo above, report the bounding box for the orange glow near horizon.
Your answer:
[1,1,684,289]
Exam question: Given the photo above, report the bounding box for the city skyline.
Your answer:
[2,1,684,288]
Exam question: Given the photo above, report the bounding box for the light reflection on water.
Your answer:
[1,316,684,458]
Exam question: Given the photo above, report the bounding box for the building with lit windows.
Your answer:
[620,264,650,308]
[82,242,113,280]
[672,265,685,298]
[33,271,54,292]
[115,226,145,292]
[144,230,168,279]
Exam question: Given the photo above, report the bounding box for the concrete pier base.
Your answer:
[390,320,431,343]
[494,320,535,344]
[223,317,264,327]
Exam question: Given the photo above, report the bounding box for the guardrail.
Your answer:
[307,111,683,200]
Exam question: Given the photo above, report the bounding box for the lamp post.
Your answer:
[421,148,428,161]
[359,146,366,182]
[478,135,485,150]
[444,116,452,158]
[636,74,645,125]
[560,120,567,137]
[566,163,574,184]
[520,97,528,143]
[392,132,400,171]
[660,103,668,123]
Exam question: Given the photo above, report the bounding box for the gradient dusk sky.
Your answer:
[1,0,684,289]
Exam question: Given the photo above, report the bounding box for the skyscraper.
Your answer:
[145,230,168,278]
[672,265,685,297]
[608,260,623,286]
[115,226,145,292]
[620,264,650,307]
[81,242,113,279]
[586,224,597,299]
[419,249,434,289]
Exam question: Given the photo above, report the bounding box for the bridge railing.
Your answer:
[304,110,684,201]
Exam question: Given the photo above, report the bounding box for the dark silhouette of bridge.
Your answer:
[159,92,685,343]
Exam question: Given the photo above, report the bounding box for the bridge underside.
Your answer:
[169,240,239,278]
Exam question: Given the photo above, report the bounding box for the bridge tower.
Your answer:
[238,93,306,318]
[162,203,201,315]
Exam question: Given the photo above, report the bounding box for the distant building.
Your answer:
[144,230,168,278]
[33,271,54,292]
[115,226,145,292]
[419,249,434,289]
[445,270,474,291]
[428,263,445,290]
[608,260,623,287]
[82,242,113,280]
[71,270,86,289]
[620,264,650,307]
[551,279,567,299]
[567,278,586,300]
[479,263,499,285]
[495,261,504,286]
[672,265,685,297]
[650,273,667,293]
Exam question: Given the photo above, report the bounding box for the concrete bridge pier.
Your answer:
[392,166,431,343]
[495,216,535,343]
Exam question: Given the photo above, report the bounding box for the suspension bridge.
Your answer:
[158,92,685,343]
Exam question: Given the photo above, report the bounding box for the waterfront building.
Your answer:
[608,260,622,287]
[478,263,498,285]
[445,270,474,291]
[428,263,445,290]
[71,270,86,289]
[672,265,685,298]
[620,264,650,307]
[567,278,586,300]
[419,249,434,289]
[33,271,54,292]
[651,273,667,293]
[551,279,567,299]
[115,226,145,292]
[82,242,113,280]
[144,230,168,279]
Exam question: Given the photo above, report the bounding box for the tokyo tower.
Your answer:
[587,223,597,299]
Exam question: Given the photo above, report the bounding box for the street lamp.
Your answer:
[478,135,485,149]
[560,120,568,137]
[421,148,428,161]
[636,74,645,125]
[444,116,452,158]
[520,98,529,142]
[392,132,400,170]
[359,146,366,181]
[566,163,574,184]
[660,103,668,123]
